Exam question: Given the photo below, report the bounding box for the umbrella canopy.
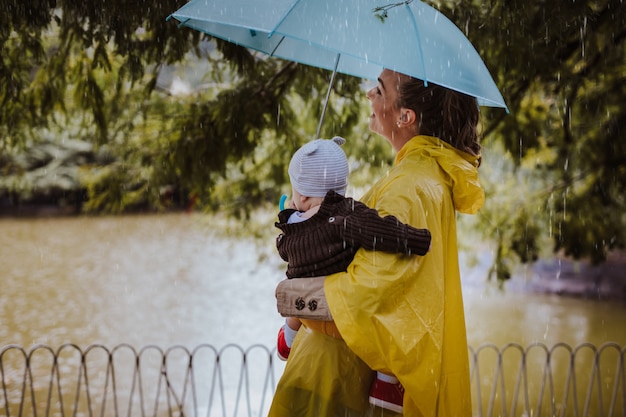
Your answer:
[168,0,507,112]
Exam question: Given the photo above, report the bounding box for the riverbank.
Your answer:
[527,251,626,301]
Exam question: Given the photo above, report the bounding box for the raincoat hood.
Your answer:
[396,135,484,215]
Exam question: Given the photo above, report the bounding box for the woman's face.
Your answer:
[367,69,403,143]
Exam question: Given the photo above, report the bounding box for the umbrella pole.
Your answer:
[315,53,340,139]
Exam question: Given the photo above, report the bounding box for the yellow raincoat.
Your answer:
[269,136,484,417]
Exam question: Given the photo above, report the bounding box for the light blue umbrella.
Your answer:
[168,0,508,135]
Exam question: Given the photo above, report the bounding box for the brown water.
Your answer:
[1,213,625,350]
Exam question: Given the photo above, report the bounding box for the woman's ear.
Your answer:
[400,108,417,127]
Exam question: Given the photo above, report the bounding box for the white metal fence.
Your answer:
[1,342,624,417]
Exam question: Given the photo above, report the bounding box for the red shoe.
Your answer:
[368,376,404,413]
[276,326,291,361]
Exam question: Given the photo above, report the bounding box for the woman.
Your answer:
[269,69,484,417]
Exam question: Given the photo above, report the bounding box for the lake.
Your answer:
[1,212,624,350]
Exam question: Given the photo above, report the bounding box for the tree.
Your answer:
[1,0,365,215]
[1,0,625,280]
[450,0,626,273]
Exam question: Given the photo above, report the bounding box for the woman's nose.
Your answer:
[366,87,375,100]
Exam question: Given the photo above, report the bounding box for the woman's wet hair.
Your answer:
[397,76,481,156]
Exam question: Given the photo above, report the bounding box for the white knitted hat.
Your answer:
[288,136,349,197]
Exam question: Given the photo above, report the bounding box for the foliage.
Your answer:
[461,141,555,284]
[444,0,626,275]
[1,0,625,282]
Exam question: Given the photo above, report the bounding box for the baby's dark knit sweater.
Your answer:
[275,191,431,279]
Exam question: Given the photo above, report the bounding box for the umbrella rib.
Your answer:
[268,0,303,38]
[177,18,191,29]
[405,3,428,86]
[269,36,286,57]
[165,15,190,28]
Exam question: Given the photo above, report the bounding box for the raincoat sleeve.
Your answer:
[326,173,443,370]
[324,136,477,417]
